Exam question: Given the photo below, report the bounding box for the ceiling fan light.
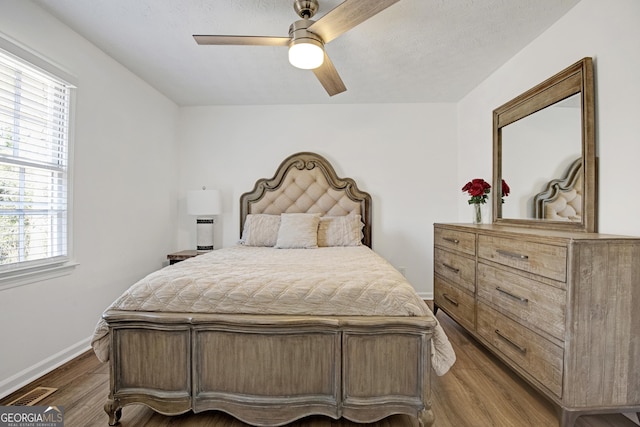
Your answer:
[289,40,324,69]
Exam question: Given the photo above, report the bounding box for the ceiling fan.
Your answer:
[193,0,401,96]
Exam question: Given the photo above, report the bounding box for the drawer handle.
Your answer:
[496,287,529,303]
[442,263,460,273]
[495,249,529,260]
[442,293,459,307]
[443,237,460,244]
[495,329,527,354]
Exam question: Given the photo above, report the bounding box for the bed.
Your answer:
[533,157,583,221]
[92,151,455,426]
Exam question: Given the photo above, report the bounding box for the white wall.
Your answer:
[458,0,640,237]
[176,103,458,297]
[0,1,179,396]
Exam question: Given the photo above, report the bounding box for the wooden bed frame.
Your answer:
[103,152,437,426]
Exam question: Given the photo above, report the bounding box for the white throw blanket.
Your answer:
[91,246,455,375]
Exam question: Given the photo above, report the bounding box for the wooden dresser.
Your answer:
[433,223,640,427]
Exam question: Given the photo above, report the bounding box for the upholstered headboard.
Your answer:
[240,152,372,247]
[534,157,583,221]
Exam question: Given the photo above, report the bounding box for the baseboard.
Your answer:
[0,336,91,399]
[418,291,433,300]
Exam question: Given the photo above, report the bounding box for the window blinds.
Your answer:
[0,48,71,271]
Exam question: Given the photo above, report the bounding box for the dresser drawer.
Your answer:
[434,277,475,331]
[434,248,475,294]
[477,302,563,398]
[434,227,476,257]
[478,235,567,282]
[477,263,566,340]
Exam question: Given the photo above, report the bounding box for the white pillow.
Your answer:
[317,214,364,247]
[241,214,281,247]
[274,213,321,249]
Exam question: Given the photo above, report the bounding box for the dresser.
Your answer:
[433,223,640,427]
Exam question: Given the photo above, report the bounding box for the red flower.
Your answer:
[462,178,491,204]
[462,178,510,205]
[462,178,491,196]
[501,179,510,197]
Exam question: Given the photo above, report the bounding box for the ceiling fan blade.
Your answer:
[308,0,401,44]
[193,35,290,46]
[312,52,346,96]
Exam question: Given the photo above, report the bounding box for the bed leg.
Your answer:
[558,407,579,427]
[104,398,122,426]
[418,407,435,427]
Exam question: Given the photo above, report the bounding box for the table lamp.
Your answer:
[187,188,221,251]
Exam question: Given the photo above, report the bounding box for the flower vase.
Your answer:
[472,203,482,224]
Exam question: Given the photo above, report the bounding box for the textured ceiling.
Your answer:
[33,0,581,106]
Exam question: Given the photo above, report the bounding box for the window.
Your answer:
[0,46,72,280]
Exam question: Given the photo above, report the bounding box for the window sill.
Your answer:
[0,262,79,291]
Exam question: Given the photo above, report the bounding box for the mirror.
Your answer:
[493,57,596,232]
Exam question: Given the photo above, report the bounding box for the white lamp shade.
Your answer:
[289,41,324,69]
[187,189,221,216]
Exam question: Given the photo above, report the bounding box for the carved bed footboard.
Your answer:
[104,311,436,426]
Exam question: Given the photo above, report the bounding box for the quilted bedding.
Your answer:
[91,245,455,375]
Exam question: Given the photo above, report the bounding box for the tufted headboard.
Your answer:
[240,152,372,247]
[533,157,583,222]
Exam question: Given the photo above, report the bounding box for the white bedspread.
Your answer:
[91,246,455,375]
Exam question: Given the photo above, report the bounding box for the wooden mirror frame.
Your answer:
[492,57,596,232]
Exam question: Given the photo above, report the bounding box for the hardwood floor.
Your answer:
[1,311,638,427]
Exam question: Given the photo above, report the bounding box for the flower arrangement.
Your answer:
[462,178,510,224]
[461,178,491,204]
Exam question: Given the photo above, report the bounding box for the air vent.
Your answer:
[8,386,58,406]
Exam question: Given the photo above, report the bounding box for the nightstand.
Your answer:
[167,250,202,265]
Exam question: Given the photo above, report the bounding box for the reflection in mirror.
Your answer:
[501,93,582,219]
[533,156,582,221]
[493,57,596,232]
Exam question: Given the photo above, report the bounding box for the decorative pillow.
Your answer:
[317,214,364,247]
[240,214,281,247]
[274,213,321,249]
